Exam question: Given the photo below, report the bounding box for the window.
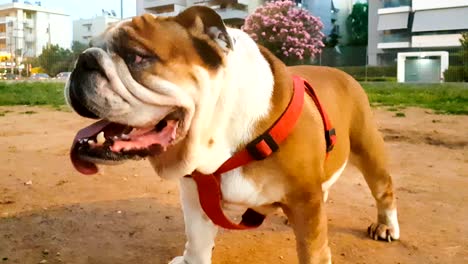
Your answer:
[83,23,92,32]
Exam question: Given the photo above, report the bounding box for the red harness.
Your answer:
[189,75,336,230]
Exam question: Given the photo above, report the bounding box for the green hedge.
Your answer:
[354,76,396,82]
[337,66,396,79]
[444,66,467,82]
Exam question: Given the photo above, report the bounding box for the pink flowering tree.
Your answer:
[242,0,325,65]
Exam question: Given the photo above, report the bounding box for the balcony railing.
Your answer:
[381,31,410,43]
[23,19,34,28]
[383,0,411,8]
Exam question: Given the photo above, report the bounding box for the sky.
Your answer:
[0,0,137,19]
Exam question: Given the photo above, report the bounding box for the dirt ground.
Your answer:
[0,105,467,264]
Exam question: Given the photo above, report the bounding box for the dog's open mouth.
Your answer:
[71,111,183,175]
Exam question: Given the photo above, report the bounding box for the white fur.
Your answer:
[384,208,400,239]
[321,160,348,202]
[171,178,218,264]
[221,168,284,207]
[189,28,274,175]
[171,28,277,264]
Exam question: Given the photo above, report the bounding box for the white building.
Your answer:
[136,0,251,27]
[0,1,71,60]
[368,0,468,82]
[73,15,120,44]
[299,0,362,43]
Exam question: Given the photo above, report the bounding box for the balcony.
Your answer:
[378,31,410,49]
[215,8,248,20]
[0,17,15,24]
[0,32,6,38]
[23,19,34,28]
[382,31,410,42]
[25,34,35,42]
[383,0,411,8]
[143,0,186,8]
[412,34,463,48]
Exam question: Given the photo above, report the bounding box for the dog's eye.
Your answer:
[126,54,141,64]
[125,53,152,66]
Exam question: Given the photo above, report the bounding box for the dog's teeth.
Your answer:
[96,132,105,144]
[88,140,96,146]
[121,134,130,140]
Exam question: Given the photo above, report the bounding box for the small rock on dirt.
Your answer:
[24,180,32,185]
[39,260,47,264]
[42,249,49,255]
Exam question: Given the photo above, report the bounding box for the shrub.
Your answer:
[337,66,396,78]
[242,0,324,65]
[444,66,467,82]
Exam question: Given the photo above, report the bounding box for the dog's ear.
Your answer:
[175,6,233,51]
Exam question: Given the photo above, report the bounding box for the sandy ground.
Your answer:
[0,106,467,264]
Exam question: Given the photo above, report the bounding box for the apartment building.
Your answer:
[368,0,468,82]
[136,0,251,27]
[74,14,120,44]
[299,0,362,44]
[0,1,71,62]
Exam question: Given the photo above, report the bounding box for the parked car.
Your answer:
[1,73,21,80]
[29,73,50,80]
[55,72,71,80]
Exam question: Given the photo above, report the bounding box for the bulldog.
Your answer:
[65,6,400,264]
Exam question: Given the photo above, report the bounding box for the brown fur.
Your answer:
[238,47,397,263]
[88,8,397,264]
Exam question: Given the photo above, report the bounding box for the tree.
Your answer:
[324,19,340,48]
[37,44,73,77]
[242,0,325,65]
[346,2,368,46]
[71,41,88,58]
[460,32,468,76]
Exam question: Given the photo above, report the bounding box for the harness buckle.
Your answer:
[246,132,279,160]
[325,128,336,152]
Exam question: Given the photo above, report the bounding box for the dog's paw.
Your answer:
[169,256,188,264]
[367,223,399,242]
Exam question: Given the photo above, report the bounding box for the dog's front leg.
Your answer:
[170,177,218,264]
[282,186,331,264]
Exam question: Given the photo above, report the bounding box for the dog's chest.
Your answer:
[220,168,283,207]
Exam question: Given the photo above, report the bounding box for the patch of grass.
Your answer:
[394,112,406,117]
[0,110,13,116]
[20,110,37,115]
[0,81,65,106]
[361,82,468,115]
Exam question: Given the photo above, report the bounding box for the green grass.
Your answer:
[362,82,468,115]
[0,81,65,106]
[0,81,467,115]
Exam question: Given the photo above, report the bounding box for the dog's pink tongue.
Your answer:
[70,119,111,175]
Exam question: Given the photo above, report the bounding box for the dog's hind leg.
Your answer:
[170,177,218,264]
[349,112,400,242]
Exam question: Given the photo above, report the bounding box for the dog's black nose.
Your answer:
[78,51,101,71]
[68,77,99,119]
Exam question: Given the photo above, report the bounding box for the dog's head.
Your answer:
[66,6,237,176]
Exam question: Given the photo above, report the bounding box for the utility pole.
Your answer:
[120,0,123,19]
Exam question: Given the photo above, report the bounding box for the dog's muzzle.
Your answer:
[67,49,108,119]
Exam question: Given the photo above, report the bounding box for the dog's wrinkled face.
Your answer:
[65,7,233,175]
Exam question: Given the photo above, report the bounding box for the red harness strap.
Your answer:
[190,76,336,230]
